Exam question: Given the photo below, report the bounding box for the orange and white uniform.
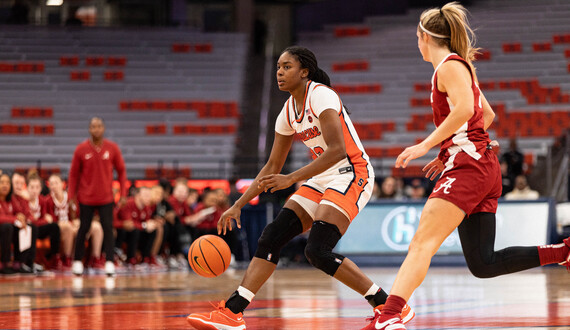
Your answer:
[275,80,374,221]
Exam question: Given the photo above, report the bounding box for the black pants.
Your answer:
[459,212,540,278]
[139,230,157,259]
[116,228,140,260]
[75,203,114,262]
[12,224,38,267]
[38,223,60,259]
[0,223,13,264]
[163,220,183,256]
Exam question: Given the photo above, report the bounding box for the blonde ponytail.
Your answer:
[419,1,480,63]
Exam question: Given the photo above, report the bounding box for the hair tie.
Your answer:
[419,21,450,39]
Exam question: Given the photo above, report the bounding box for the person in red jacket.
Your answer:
[45,173,104,269]
[115,186,157,267]
[26,173,62,270]
[68,117,127,276]
[0,173,38,274]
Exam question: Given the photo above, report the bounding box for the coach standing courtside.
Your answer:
[68,117,127,276]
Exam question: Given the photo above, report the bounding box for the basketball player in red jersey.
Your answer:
[68,117,128,277]
[187,46,414,330]
[368,3,570,329]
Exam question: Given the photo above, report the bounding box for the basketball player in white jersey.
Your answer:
[187,46,414,330]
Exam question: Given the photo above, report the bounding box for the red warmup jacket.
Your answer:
[68,139,127,206]
[168,196,193,221]
[193,203,223,230]
[44,192,77,223]
[115,197,152,230]
[0,195,33,224]
[28,195,51,226]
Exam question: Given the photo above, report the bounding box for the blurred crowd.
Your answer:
[0,169,245,275]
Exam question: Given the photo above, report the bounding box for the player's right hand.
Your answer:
[218,205,241,235]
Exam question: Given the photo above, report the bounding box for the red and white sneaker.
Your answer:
[559,237,570,271]
[360,304,414,330]
[187,300,246,330]
[373,315,406,330]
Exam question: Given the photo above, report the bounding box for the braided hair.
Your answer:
[282,46,331,87]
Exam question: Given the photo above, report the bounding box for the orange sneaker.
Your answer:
[187,300,246,330]
[360,303,414,330]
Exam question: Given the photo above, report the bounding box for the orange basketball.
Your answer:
[188,235,231,278]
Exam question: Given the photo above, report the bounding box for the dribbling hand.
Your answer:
[258,174,293,193]
[218,205,241,235]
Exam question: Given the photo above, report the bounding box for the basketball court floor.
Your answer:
[0,266,569,329]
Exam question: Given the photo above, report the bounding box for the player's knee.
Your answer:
[463,251,496,278]
[254,208,303,264]
[304,221,345,276]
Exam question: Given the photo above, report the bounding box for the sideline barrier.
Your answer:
[335,199,557,266]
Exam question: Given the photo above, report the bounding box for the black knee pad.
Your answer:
[254,208,303,264]
[304,221,345,276]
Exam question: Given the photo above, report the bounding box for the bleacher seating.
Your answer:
[294,0,570,177]
[0,26,247,179]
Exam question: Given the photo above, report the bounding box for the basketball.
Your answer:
[188,235,231,278]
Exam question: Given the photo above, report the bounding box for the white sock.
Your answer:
[364,283,380,297]
[237,286,255,302]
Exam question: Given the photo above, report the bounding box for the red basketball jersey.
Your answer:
[431,53,490,162]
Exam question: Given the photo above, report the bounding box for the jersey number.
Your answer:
[310,146,324,160]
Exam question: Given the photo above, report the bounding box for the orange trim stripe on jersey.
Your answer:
[285,98,293,129]
[294,80,312,123]
[309,84,343,117]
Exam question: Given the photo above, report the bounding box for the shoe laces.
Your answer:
[365,307,381,323]
[210,300,228,312]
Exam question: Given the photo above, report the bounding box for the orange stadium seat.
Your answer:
[392,165,424,178]
[502,42,522,53]
[332,61,369,72]
[532,42,552,52]
[11,107,53,118]
[104,71,124,81]
[60,56,80,66]
[194,43,213,53]
[172,43,191,53]
[413,82,431,92]
[334,27,370,38]
[410,97,430,107]
[334,83,382,94]
[145,124,167,135]
[145,167,191,180]
[0,124,31,134]
[553,34,570,44]
[475,49,491,60]
[70,71,90,81]
[0,62,45,73]
[85,56,105,66]
[33,125,54,135]
[107,56,127,66]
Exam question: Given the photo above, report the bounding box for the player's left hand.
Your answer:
[423,157,444,181]
[258,174,294,193]
[396,143,430,168]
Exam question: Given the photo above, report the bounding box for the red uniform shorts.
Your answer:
[429,148,502,215]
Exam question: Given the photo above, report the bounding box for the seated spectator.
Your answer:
[370,180,381,201]
[12,172,30,201]
[151,184,185,269]
[500,138,524,179]
[45,174,104,270]
[379,176,397,199]
[500,160,514,196]
[26,173,62,270]
[406,178,426,200]
[115,187,158,267]
[1,173,39,274]
[504,175,539,200]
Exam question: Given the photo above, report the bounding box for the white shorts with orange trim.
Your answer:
[289,165,373,221]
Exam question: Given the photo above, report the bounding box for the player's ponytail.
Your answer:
[282,46,332,87]
[419,1,479,63]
